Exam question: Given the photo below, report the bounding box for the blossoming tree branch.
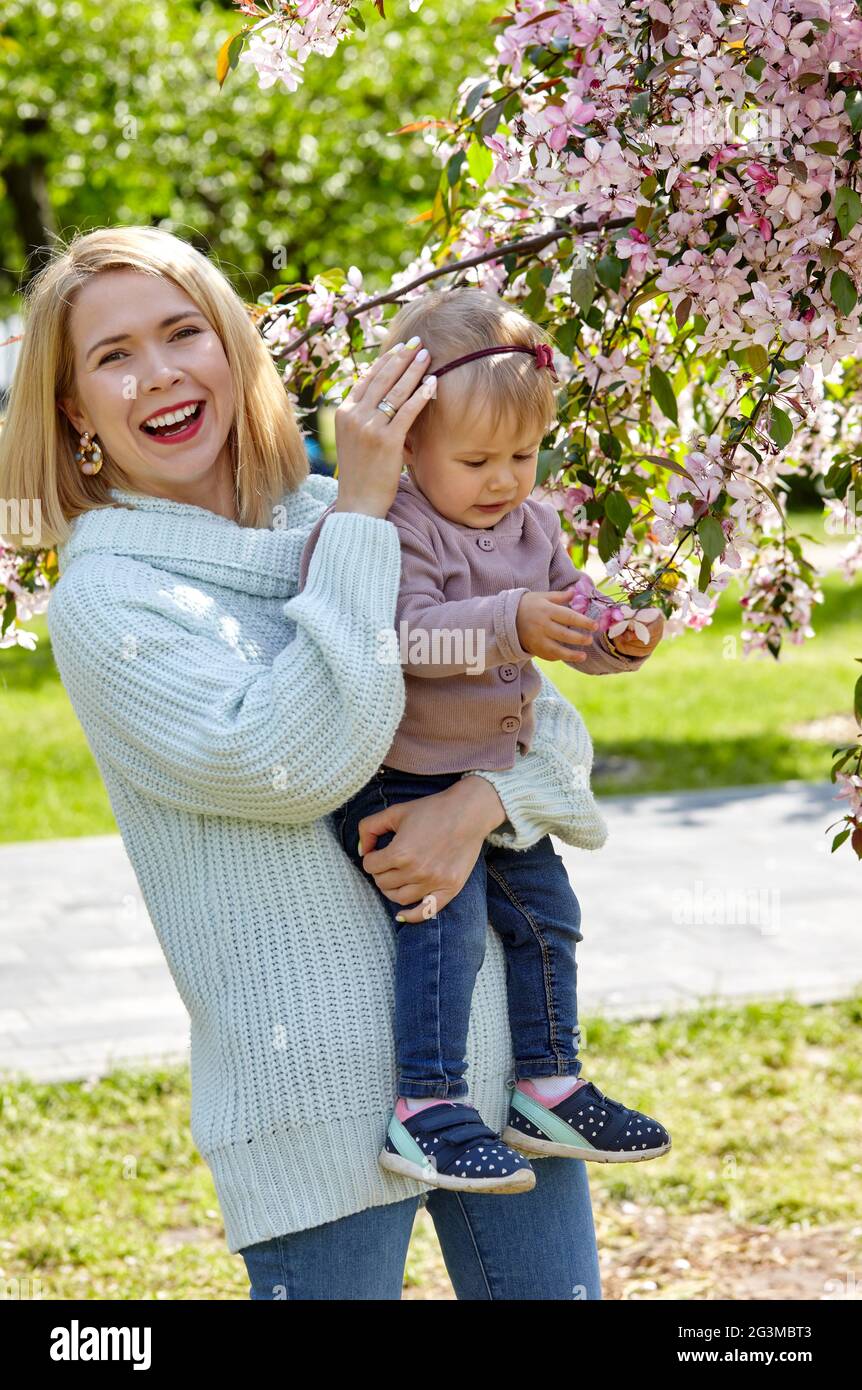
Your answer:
[3,0,861,857]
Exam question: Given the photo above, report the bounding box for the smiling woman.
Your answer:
[59,273,238,520]
[0,226,308,548]
[0,226,608,1299]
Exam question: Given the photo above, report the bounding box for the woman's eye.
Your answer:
[98,326,200,366]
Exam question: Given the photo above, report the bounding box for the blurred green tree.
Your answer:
[0,0,499,308]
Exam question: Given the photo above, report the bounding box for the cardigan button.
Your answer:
[477,534,495,550]
[499,665,518,682]
[500,715,521,733]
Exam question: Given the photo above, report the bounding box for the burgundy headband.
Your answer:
[432,342,559,382]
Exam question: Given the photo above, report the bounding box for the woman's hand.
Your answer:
[332,339,437,520]
[356,776,506,923]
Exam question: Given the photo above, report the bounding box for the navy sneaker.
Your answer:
[380,1101,536,1193]
[501,1080,672,1163]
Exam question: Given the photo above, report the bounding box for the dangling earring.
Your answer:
[75,431,103,475]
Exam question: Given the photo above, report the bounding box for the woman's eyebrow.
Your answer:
[86,310,207,361]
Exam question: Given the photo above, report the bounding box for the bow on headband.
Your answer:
[432,343,560,382]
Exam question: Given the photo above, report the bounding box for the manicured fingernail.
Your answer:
[391,341,405,352]
[395,914,405,922]
[405,335,422,349]
[416,347,429,362]
[422,375,437,398]
[357,838,363,855]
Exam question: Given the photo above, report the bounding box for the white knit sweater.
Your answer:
[47,471,618,1252]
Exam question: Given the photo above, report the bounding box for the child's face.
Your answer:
[404,391,544,529]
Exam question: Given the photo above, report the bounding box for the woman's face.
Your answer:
[60,268,236,499]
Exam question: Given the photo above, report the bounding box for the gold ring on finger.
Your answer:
[376,398,397,420]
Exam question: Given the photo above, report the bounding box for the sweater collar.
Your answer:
[56,479,335,600]
[399,471,526,539]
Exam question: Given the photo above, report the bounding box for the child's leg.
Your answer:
[333,766,490,1110]
[484,834,586,1105]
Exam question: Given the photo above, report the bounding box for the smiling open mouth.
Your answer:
[141,402,205,438]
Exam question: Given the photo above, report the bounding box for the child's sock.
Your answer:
[517,1076,587,1106]
[396,1095,460,1121]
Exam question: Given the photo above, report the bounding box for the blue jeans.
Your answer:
[331,765,584,1100]
[239,1160,601,1298]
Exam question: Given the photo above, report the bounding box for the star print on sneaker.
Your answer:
[379,1101,536,1193]
[501,1079,672,1164]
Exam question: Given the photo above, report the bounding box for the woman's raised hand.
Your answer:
[332,338,437,519]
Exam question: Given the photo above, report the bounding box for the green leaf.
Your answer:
[597,517,622,563]
[570,264,596,316]
[596,255,624,293]
[697,516,725,561]
[555,318,578,357]
[446,150,466,186]
[478,95,508,140]
[535,447,564,488]
[466,138,494,186]
[855,672,862,725]
[649,364,678,424]
[825,461,852,495]
[835,186,862,239]
[605,491,633,532]
[697,554,713,592]
[746,343,769,376]
[830,268,858,316]
[216,30,245,87]
[768,406,793,449]
[831,827,851,852]
[846,90,862,133]
[599,432,622,461]
[464,80,489,117]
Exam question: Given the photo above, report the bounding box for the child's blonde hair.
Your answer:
[378,285,559,447]
[0,225,309,551]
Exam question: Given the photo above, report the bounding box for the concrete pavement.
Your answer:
[0,778,859,1084]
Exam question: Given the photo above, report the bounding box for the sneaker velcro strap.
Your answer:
[406,1104,497,1146]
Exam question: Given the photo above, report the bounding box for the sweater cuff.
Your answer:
[494,588,531,664]
[287,510,401,623]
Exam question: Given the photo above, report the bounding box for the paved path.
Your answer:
[0,779,859,1083]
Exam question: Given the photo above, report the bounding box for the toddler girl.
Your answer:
[299,287,671,1193]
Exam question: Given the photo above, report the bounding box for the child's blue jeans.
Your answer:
[332,764,584,1100]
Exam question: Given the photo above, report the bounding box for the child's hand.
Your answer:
[607,609,665,658]
[515,588,599,663]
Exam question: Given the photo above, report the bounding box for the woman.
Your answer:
[0,226,616,1300]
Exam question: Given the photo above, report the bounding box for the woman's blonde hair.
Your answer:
[378,285,559,447]
[0,225,310,550]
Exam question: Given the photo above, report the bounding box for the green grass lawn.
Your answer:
[1,510,859,841]
[2,993,859,1299]
[553,563,862,798]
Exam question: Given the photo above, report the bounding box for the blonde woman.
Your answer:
[1,226,604,1300]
